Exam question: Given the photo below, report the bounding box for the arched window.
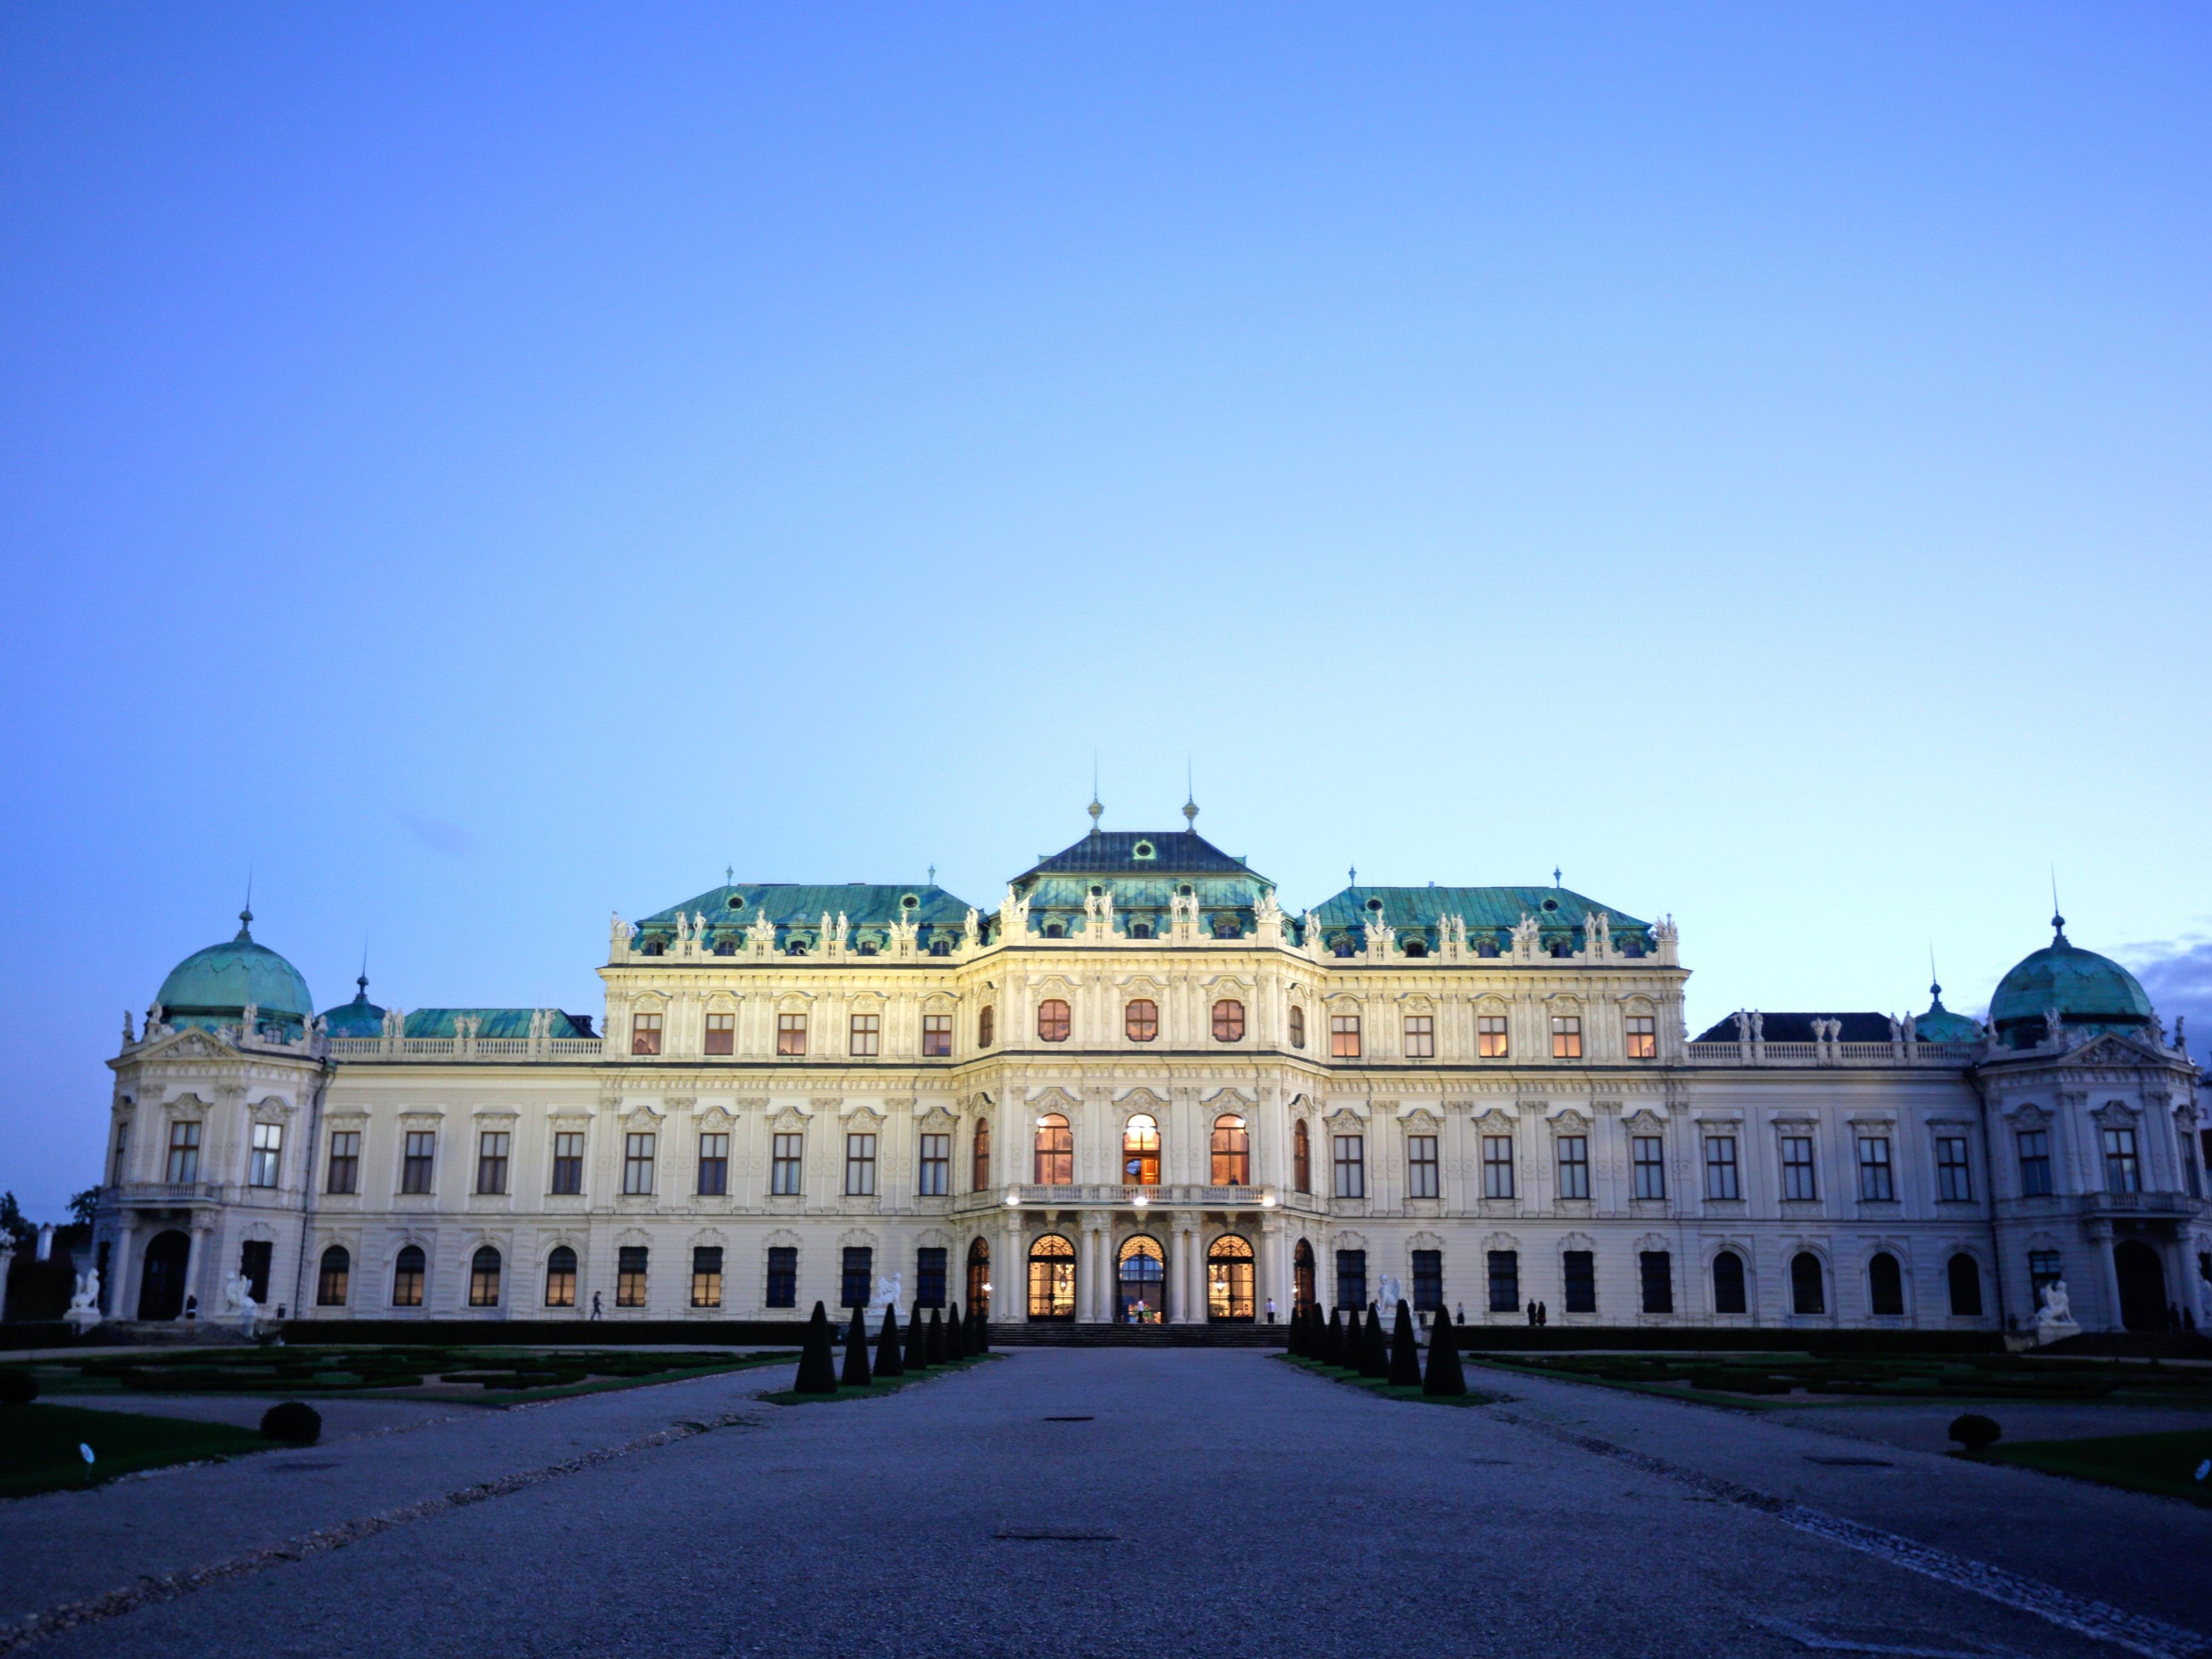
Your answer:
[967,1237,990,1319]
[1211,999,1245,1042]
[971,1118,991,1192]
[1027,1234,1075,1320]
[978,1005,995,1047]
[469,1245,502,1308]
[1207,1235,1255,1321]
[1292,1119,1311,1193]
[1033,1113,1073,1185]
[1293,1239,1317,1313]
[1123,1114,1160,1185]
[1037,999,1070,1042]
[1947,1253,1984,1316]
[1868,1251,1904,1316]
[1211,1115,1250,1185]
[1711,1250,1747,1313]
[1116,1235,1165,1324]
[315,1245,350,1307]
[392,1244,426,1308]
[1214,917,1241,939]
[1402,939,1428,958]
[1790,1251,1825,1315]
[545,1245,578,1308]
[1288,1005,1306,1048]
[1125,999,1159,1042]
[1129,921,1152,939]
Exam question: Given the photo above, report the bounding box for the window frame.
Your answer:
[325,1130,360,1196]
[616,1245,649,1308]
[1402,1014,1434,1058]
[1210,1115,1250,1186]
[550,1130,585,1196]
[770,1132,804,1196]
[703,1010,735,1055]
[1550,1014,1583,1060]
[475,1131,510,1196]
[1212,999,1246,1042]
[921,1014,953,1058]
[247,1121,282,1189]
[1563,1249,1597,1313]
[848,1011,881,1057]
[970,1119,991,1192]
[1476,1014,1508,1059]
[1638,1250,1673,1314]
[1330,1014,1361,1059]
[844,1132,878,1197]
[631,1011,663,1056]
[1625,1014,1657,1060]
[1406,1133,1439,1199]
[1482,1135,1515,1200]
[1935,1135,1973,1202]
[166,1120,202,1184]
[400,1130,437,1196]
[468,1245,502,1308]
[776,1012,808,1057]
[2016,1128,2053,1197]
[1033,1113,1073,1185]
[1122,1113,1160,1186]
[1411,1248,1443,1312]
[1288,1004,1306,1048]
[1857,1136,1894,1202]
[1704,1135,1740,1200]
[917,1132,950,1197]
[1556,1135,1591,1201]
[316,1245,351,1307]
[544,1245,577,1308]
[1781,1135,1818,1202]
[621,1132,656,1196]
[1631,1134,1666,1201]
[1292,1119,1311,1193]
[391,1244,425,1308]
[2101,1126,2140,1193]
[1332,1133,1366,1199]
[1037,999,1072,1042]
[691,1245,724,1308]
[1487,1248,1520,1313]
[978,1005,995,1048]
[696,1132,730,1197]
[765,1245,798,1308]
[1125,999,1159,1042]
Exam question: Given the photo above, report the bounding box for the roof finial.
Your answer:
[725,864,733,888]
[237,867,255,940]
[926,863,936,884]
[1927,942,1943,1006]
[1182,757,1197,827]
[1087,753,1103,832]
[358,937,371,1001]
[1553,866,1562,889]
[1348,864,1357,885]
[2049,867,2066,943]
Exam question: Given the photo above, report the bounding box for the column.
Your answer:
[1002,1213,1024,1324]
[109,1223,135,1316]
[2089,1223,2124,1331]
[1079,1225,1100,1322]
[1165,1227,1185,1323]
[1258,1220,1281,1323]
[181,1222,210,1319]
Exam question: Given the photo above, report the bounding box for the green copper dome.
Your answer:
[1988,915,2152,1045]
[156,910,315,1033]
[320,974,386,1038]
[1912,980,1982,1045]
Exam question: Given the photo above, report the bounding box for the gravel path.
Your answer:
[9,1349,2207,1659]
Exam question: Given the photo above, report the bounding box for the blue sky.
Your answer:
[4,5,2208,1215]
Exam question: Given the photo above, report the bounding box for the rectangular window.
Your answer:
[765,1245,797,1308]
[1632,1135,1666,1200]
[922,1014,953,1057]
[772,1132,804,1195]
[326,1130,360,1195]
[1781,1135,1818,1201]
[1332,1134,1366,1199]
[317,1248,349,1307]
[691,1246,723,1308]
[1563,1250,1597,1313]
[111,1126,128,1185]
[475,1131,510,1196]
[631,1011,662,1056]
[1625,1015,1657,1059]
[1477,1015,1508,1059]
[1704,1136,1740,1200]
[1857,1137,1894,1202]
[1487,1250,1520,1313]
[1406,1135,1439,1199]
[2101,1126,2140,1194]
[1289,1005,1306,1048]
[616,1245,648,1307]
[917,1133,950,1197]
[1638,1251,1673,1314]
[916,1246,947,1308]
[550,1131,584,1196]
[1482,1135,1515,1200]
[248,1123,282,1188]
[1551,1016,1583,1059]
[1556,1136,1590,1200]
[1936,1135,1973,1202]
[978,1005,995,1047]
[703,1011,734,1055]
[1334,1248,1367,1311]
[401,1131,436,1194]
[840,1245,872,1309]
[166,1121,202,1183]
[2027,1248,2063,1304]
[845,1133,877,1196]
[776,1013,807,1056]
[697,1132,729,1197]
[622,1132,656,1196]
[849,1013,880,1056]
[1403,1016,1434,1058]
[1411,1249,1443,1312]
[1330,1014,1361,1058]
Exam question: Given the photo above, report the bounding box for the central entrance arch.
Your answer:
[2114,1239,2167,1332]
[1208,1234,1255,1321]
[1027,1233,1075,1321]
[1116,1235,1165,1324]
[967,1237,990,1320]
[137,1230,190,1320]
[1293,1239,1316,1314]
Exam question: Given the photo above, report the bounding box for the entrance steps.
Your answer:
[985,1322,1287,1349]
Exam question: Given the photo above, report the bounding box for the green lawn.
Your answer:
[759,1353,1001,1406]
[0,1403,272,1498]
[1979,1428,2212,1506]
[1276,1353,1504,1407]
[1467,1352,2212,1411]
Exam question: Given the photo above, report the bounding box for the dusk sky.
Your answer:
[4,5,2208,1215]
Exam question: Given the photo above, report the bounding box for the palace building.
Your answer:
[92,809,2210,1336]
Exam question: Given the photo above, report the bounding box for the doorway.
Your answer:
[2114,1240,2167,1332]
[1293,1239,1315,1315]
[1027,1234,1075,1320]
[138,1230,190,1319]
[1207,1235,1255,1321]
[1117,1235,1165,1324]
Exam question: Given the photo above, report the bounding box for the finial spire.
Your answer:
[1348,864,1357,885]
[2049,868,2066,942]
[1182,757,1197,827]
[926,863,936,884]
[1086,753,1103,832]
[358,938,370,1001]
[237,867,254,939]
[725,864,733,887]
[1928,942,1942,1004]
[1553,866,1562,889]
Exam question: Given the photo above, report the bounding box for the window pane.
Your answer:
[704,1011,734,1055]
[326,1131,360,1195]
[772,1132,804,1195]
[1482,1135,1514,1199]
[402,1131,436,1194]
[845,1133,877,1196]
[1403,1015,1433,1058]
[1126,999,1158,1042]
[1563,1250,1595,1312]
[1033,1114,1072,1185]
[623,1132,656,1195]
[631,1012,662,1056]
[476,1131,510,1196]
[691,1246,723,1308]
[1857,1137,1894,1202]
[697,1133,729,1196]
[916,1247,947,1307]
[922,1014,952,1057]
[1487,1250,1520,1313]
[1288,1005,1306,1048]
[1210,1115,1250,1186]
[1937,1136,1973,1202]
[1704,1137,1739,1200]
[1411,1250,1443,1312]
[1638,1250,1672,1313]
[551,1131,585,1196]
[765,1245,797,1308]
[1477,1016,1508,1059]
[1632,1136,1665,1200]
[919,1133,950,1197]
[544,1246,577,1308]
[1332,1135,1365,1199]
[1038,999,1071,1042]
[1626,1015,1657,1059]
[1334,1248,1367,1310]
[1556,1137,1589,1200]
[849,1013,880,1056]
[2017,1129,2053,1197]
[1782,1136,1818,1201]
[777,1013,808,1056]
[1330,1015,1360,1058]
[1551,1016,1583,1059]
[617,1245,648,1307]
[1212,1000,1245,1042]
[1406,1135,1438,1199]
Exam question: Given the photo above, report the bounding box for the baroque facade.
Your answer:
[92,813,2211,1336]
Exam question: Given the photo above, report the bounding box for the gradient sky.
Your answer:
[4,5,2209,1216]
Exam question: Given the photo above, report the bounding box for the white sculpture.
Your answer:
[1377,1274,1403,1311]
[64,1268,102,1333]
[223,1270,262,1336]
[2033,1278,2078,1343]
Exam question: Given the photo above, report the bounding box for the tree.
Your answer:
[1388,1301,1422,1387]
[794,1302,838,1394]
[0,1193,32,1253]
[1358,1304,1388,1378]
[874,1302,905,1377]
[841,1302,872,1387]
[1323,1307,1345,1367]
[945,1299,967,1360]
[926,1307,947,1364]
[905,1302,930,1369]
[1423,1306,1467,1397]
[67,1189,100,1228]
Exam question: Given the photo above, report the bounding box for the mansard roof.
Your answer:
[1309,884,1649,939]
[403,1008,596,1039]
[1021,830,1261,879]
[635,881,974,947]
[1692,1011,1895,1044]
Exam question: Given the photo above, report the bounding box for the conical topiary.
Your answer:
[906,1302,930,1369]
[1323,1307,1345,1367]
[1358,1304,1388,1378]
[1388,1300,1422,1387]
[970,1304,989,1352]
[1423,1305,1466,1397]
[842,1302,872,1387]
[874,1301,905,1377]
[795,1301,838,1393]
[1287,1304,1306,1358]
[945,1299,967,1360]
[926,1307,947,1364]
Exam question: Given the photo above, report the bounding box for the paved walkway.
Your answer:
[6,1351,2207,1658]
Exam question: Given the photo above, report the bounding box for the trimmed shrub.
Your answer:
[260,1400,321,1444]
[0,1368,38,1406]
[945,1300,967,1360]
[926,1307,947,1365]
[794,1302,839,1394]
[874,1303,905,1377]
[1323,1308,1345,1367]
[841,1304,872,1387]
[1358,1305,1388,1379]
[969,1305,988,1353]
[1423,1308,1466,1397]
[1287,1306,1306,1358]
[1949,1412,2002,1451]
[1388,1301,1422,1387]
[906,1304,929,1369]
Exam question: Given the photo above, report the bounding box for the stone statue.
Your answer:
[223,1271,262,1335]
[122,1010,135,1045]
[874,1273,902,1310]
[2033,1278,2078,1343]
[65,1268,102,1333]
[1377,1274,1403,1310]
[1750,1012,1765,1042]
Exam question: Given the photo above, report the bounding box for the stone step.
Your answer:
[982,1322,1288,1348]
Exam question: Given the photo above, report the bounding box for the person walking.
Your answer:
[590,1290,603,1320]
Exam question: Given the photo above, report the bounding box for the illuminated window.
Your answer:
[248,1123,282,1188]
[697,1133,729,1196]
[849,1013,880,1056]
[1288,1005,1306,1048]
[545,1245,577,1308]
[1478,1015,1508,1058]
[704,1011,734,1055]
[1406,1134,1438,1198]
[1123,1114,1160,1185]
[918,1132,950,1196]
[391,1244,425,1307]
[1550,1016,1582,1059]
[1034,1113,1073,1185]
[1403,1015,1434,1058]
[967,1237,991,1318]
[1126,999,1159,1042]
[468,1246,502,1307]
[1211,1115,1250,1185]
[776,1013,807,1056]
[617,1245,648,1307]
[692,1246,722,1308]
[1330,1014,1361,1058]
[1027,1234,1075,1319]
[1213,999,1245,1042]
[1038,999,1071,1042]
[1626,1014,1657,1059]
[1292,1119,1311,1192]
[631,1012,663,1056]
[922,1014,952,1056]
[316,1245,350,1307]
[1207,1235,1255,1320]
